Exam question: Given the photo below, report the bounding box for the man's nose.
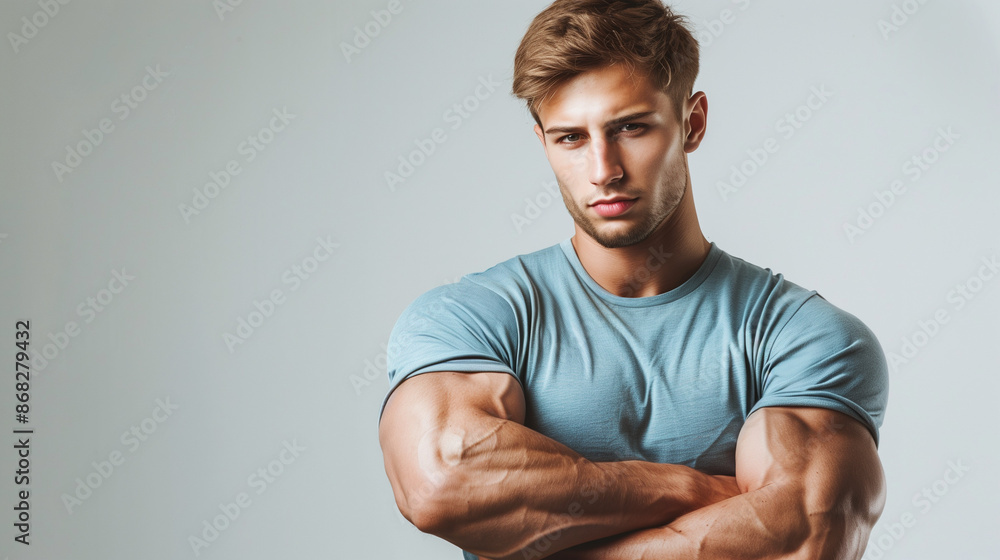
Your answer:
[588,137,624,186]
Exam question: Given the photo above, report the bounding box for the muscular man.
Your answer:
[378,1,889,558]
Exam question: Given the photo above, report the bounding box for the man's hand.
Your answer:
[547,406,886,560]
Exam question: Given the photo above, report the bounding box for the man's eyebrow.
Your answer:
[543,111,656,135]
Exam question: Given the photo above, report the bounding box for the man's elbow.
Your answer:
[784,512,857,560]
[381,413,477,534]
[798,450,887,558]
[797,494,886,560]
[390,466,466,534]
[394,480,519,560]
[405,498,450,535]
[388,442,490,538]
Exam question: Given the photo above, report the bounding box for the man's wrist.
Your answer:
[591,460,732,526]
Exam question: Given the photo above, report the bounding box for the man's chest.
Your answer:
[518,319,759,475]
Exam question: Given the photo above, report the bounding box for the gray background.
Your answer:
[1,0,998,558]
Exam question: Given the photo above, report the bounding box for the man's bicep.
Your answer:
[381,370,526,431]
[378,370,526,525]
[735,406,886,556]
[378,370,526,484]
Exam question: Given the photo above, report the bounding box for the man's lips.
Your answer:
[590,196,636,206]
[591,198,637,218]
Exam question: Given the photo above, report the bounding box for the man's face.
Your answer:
[534,64,696,249]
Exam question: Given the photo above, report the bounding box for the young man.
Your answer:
[378,1,889,559]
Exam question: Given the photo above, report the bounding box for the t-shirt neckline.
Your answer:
[558,237,723,307]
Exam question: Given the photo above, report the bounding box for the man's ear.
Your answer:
[683,91,708,153]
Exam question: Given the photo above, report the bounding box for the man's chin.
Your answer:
[595,237,645,249]
[583,224,652,249]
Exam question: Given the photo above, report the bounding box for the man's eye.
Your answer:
[559,134,581,144]
[620,123,645,132]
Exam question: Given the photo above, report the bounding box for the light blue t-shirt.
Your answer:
[378,239,889,560]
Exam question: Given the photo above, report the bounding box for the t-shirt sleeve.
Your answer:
[750,293,889,446]
[377,279,521,425]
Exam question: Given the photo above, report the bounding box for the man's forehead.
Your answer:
[537,64,670,127]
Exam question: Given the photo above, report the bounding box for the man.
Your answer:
[378,1,889,559]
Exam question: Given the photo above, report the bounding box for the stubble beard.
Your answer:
[558,156,689,249]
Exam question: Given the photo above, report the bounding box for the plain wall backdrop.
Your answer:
[1,0,998,558]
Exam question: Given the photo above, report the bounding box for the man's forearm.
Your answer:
[546,408,885,560]
[413,409,738,560]
[547,481,821,560]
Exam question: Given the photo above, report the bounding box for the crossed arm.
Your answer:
[545,405,885,559]
[378,370,885,560]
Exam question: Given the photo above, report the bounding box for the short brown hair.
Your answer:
[512,0,700,125]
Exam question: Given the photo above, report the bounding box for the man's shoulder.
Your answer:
[711,246,818,307]
[447,241,567,297]
[716,247,883,367]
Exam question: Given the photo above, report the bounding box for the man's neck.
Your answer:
[570,196,710,298]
